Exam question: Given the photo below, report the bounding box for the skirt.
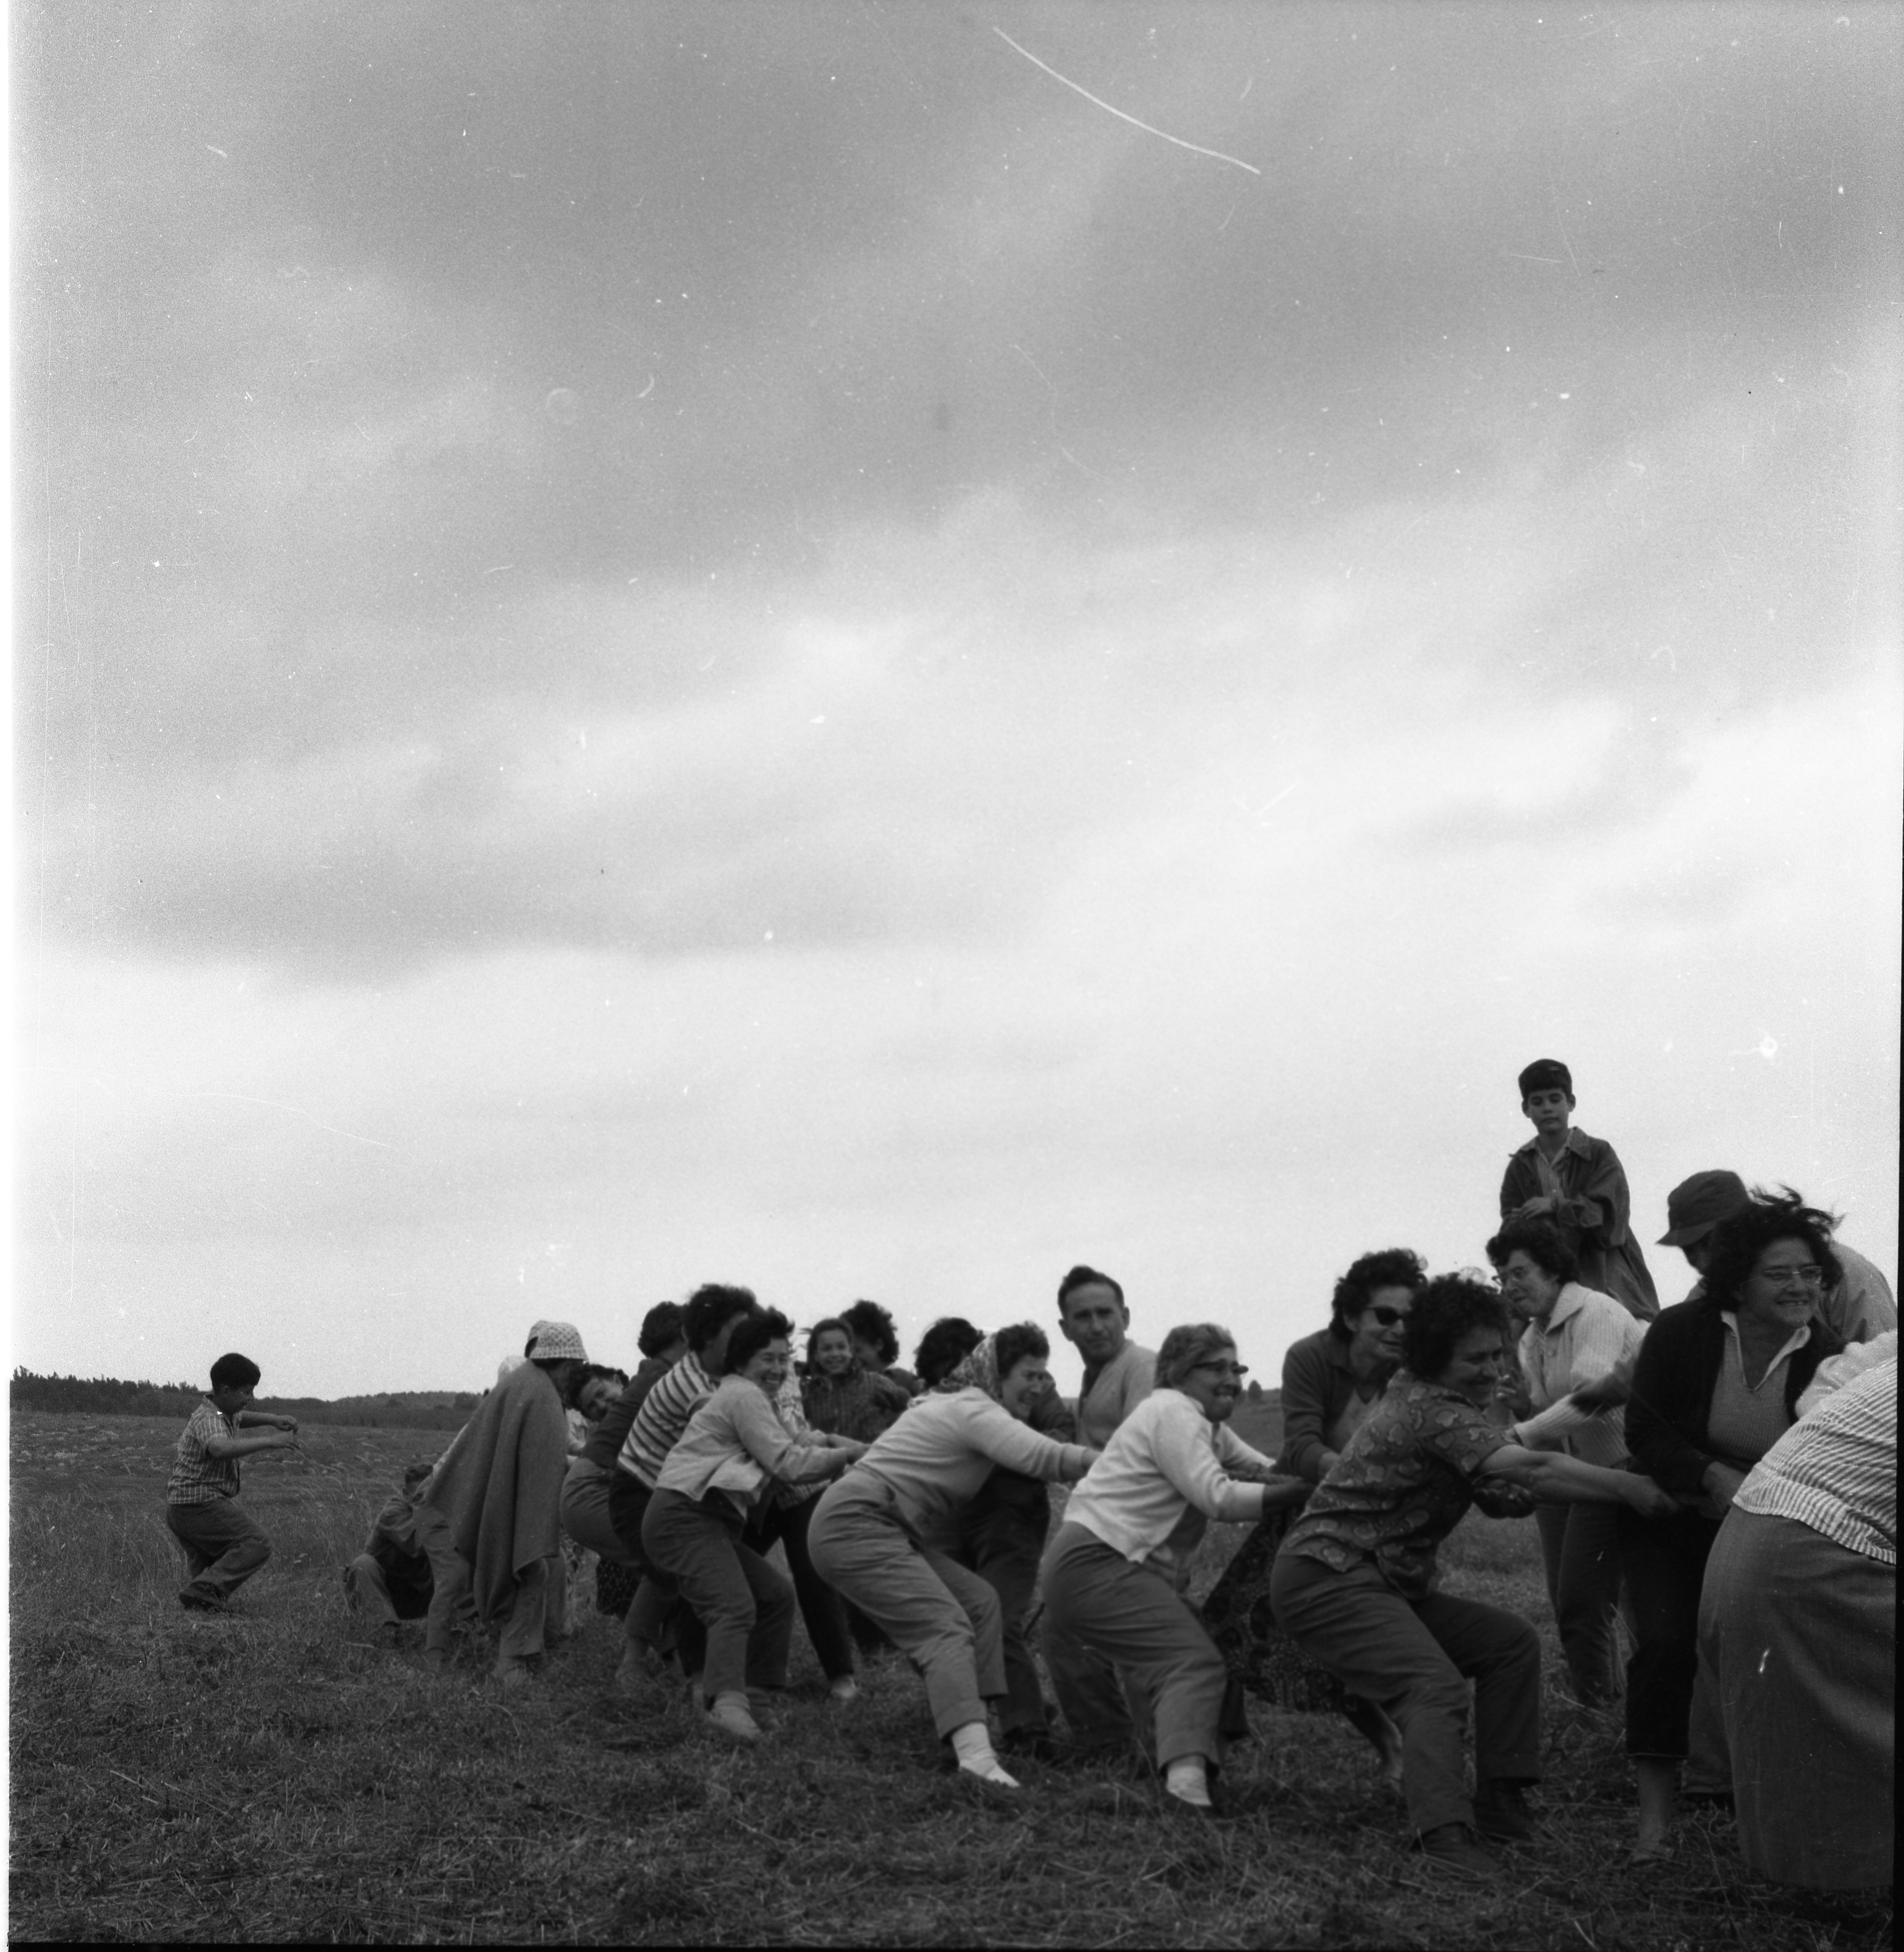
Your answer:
[1698,1508,1894,1890]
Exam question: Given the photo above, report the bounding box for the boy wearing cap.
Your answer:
[1660,1170,1897,1343]
[1500,1060,1658,1321]
[165,1352,300,1612]
[421,1321,590,1690]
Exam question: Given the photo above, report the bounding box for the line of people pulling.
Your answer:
[172,1066,1893,1889]
[328,1200,1888,1888]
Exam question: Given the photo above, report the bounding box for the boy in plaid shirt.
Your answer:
[165,1352,299,1612]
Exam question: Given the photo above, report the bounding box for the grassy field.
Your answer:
[8,1407,1890,1947]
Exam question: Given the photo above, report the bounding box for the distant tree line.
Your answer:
[9,1369,479,1430]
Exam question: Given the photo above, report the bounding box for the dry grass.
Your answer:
[8,1409,1892,1947]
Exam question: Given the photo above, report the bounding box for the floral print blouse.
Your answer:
[1278,1370,1531,1598]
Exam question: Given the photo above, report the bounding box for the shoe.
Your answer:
[955,1761,1022,1799]
[624,1635,668,1680]
[1418,1823,1506,1881]
[496,1657,539,1694]
[1473,1780,1536,1843]
[1163,1787,1218,1819]
[706,1697,763,1744]
[827,1676,860,1705]
[370,1619,403,1650]
[1627,1834,1675,1866]
[179,1589,229,1614]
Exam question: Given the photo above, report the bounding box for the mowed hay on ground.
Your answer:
[9,1409,1890,1947]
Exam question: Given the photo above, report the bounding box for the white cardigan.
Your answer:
[1062,1388,1275,1575]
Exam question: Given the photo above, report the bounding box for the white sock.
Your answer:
[1165,1756,1211,1806]
[950,1721,1019,1786]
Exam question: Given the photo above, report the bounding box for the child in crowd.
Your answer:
[164,1352,300,1613]
[842,1299,923,1397]
[1499,1059,1658,1321]
[800,1318,913,1443]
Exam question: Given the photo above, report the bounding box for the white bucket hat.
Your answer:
[526,1321,588,1363]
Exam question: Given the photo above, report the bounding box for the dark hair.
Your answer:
[209,1352,262,1392]
[684,1284,759,1355]
[1328,1249,1427,1339]
[725,1308,796,1374]
[914,1316,984,1388]
[1400,1275,1511,1380]
[1483,1218,1579,1285]
[841,1299,900,1367]
[994,1322,1050,1379]
[579,1362,628,1391]
[1517,1058,1573,1100]
[1057,1264,1125,1314]
[801,1316,856,1377]
[638,1301,688,1359]
[530,1358,583,1409]
[1703,1187,1843,1311]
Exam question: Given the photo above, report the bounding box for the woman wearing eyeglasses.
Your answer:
[1619,1188,1844,1863]
[1039,1324,1309,1814]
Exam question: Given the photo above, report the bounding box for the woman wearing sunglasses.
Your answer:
[1040,1323,1307,1813]
[1201,1251,1425,1786]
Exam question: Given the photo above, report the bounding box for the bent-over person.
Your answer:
[421,1321,590,1691]
[807,1325,1097,1793]
[1042,1324,1306,1812]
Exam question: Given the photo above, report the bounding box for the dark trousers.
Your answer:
[1534,1500,1624,1707]
[957,1473,1052,1735]
[750,1496,855,1681]
[166,1498,272,1602]
[1271,1551,1542,1836]
[1618,1504,1719,1760]
[641,1488,794,1705]
[608,1469,704,1677]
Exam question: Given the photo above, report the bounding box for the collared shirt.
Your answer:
[1510,1282,1646,1468]
[1735,1358,1895,1564]
[1280,1372,1515,1599]
[166,1400,241,1505]
[656,1375,841,1517]
[1705,1311,1810,1471]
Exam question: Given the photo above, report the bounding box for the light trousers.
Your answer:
[808,1475,1005,1738]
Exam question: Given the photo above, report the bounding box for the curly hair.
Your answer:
[841,1299,900,1367]
[683,1284,759,1357]
[800,1316,857,1378]
[1328,1248,1428,1339]
[1702,1187,1843,1311]
[1483,1217,1579,1285]
[1400,1274,1511,1380]
[913,1316,983,1389]
[724,1308,795,1374]
[993,1322,1051,1380]
[1156,1323,1237,1389]
[1057,1264,1125,1314]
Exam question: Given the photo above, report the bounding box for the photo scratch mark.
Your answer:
[991,26,1261,176]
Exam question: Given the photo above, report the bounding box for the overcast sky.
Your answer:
[16,2,1900,1399]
